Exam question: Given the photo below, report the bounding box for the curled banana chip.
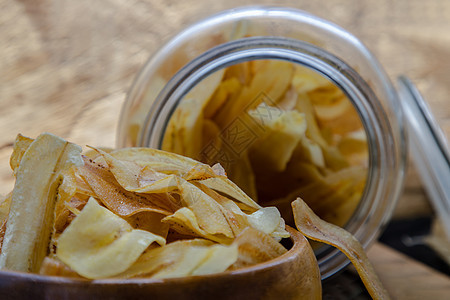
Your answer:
[292,198,390,300]
[57,198,166,279]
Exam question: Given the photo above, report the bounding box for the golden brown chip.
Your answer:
[248,109,307,172]
[0,133,83,273]
[176,181,234,239]
[162,207,222,241]
[0,193,12,228]
[225,153,258,201]
[39,256,81,278]
[56,198,166,279]
[214,60,294,128]
[182,163,224,181]
[125,211,170,238]
[229,227,287,270]
[292,198,390,300]
[204,77,242,119]
[162,97,204,159]
[0,219,6,254]
[9,134,34,174]
[77,165,173,217]
[54,196,88,235]
[199,177,261,211]
[110,147,199,174]
[92,147,183,194]
[116,239,215,279]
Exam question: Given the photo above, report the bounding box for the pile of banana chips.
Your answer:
[161,61,368,228]
[0,133,388,299]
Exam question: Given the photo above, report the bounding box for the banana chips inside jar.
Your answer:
[161,60,369,228]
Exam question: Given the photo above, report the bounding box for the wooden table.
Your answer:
[1,1,449,299]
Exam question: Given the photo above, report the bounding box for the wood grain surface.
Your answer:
[1,0,449,299]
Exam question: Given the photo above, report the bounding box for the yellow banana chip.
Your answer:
[177,181,234,238]
[182,163,224,181]
[91,147,144,190]
[110,147,199,174]
[248,109,307,172]
[294,137,325,168]
[193,182,251,237]
[292,65,330,94]
[57,198,166,279]
[247,207,283,236]
[91,148,182,194]
[204,77,241,119]
[132,174,181,194]
[215,60,294,127]
[194,182,288,239]
[9,134,34,175]
[199,177,261,211]
[0,133,83,273]
[117,239,217,279]
[190,243,238,276]
[0,193,11,228]
[292,198,390,300]
[151,246,212,279]
[184,68,225,109]
[230,227,287,270]
[162,207,230,243]
[162,97,204,159]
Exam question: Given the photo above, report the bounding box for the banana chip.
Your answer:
[177,181,234,239]
[0,219,6,255]
[9,134,34,175]
[162,207,231,244]
[292,198,390,300]
[204,77,242,119]
[230,227,288,270]
[117,239,236,279]
[0,193,11,228]
[248,109,307,172]
[162,97,204,159]
[247,207,283,235]
[194,182,289,239]
[214,60,294,128]
[190,243,238,276]
[0,133,83,273]
[39,256,82,278]
[199,177,261,211]
[110,147,200,174]
[92,147,182,194]
[57,198,166,279]
[77,165,173,217]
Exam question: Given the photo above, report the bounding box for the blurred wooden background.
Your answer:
[1,0,449,298]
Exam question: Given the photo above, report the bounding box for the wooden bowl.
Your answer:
[0,227,321,299]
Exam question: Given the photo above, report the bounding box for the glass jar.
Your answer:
[117,6,406,279]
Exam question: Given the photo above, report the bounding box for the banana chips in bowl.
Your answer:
[0,133,387,299]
